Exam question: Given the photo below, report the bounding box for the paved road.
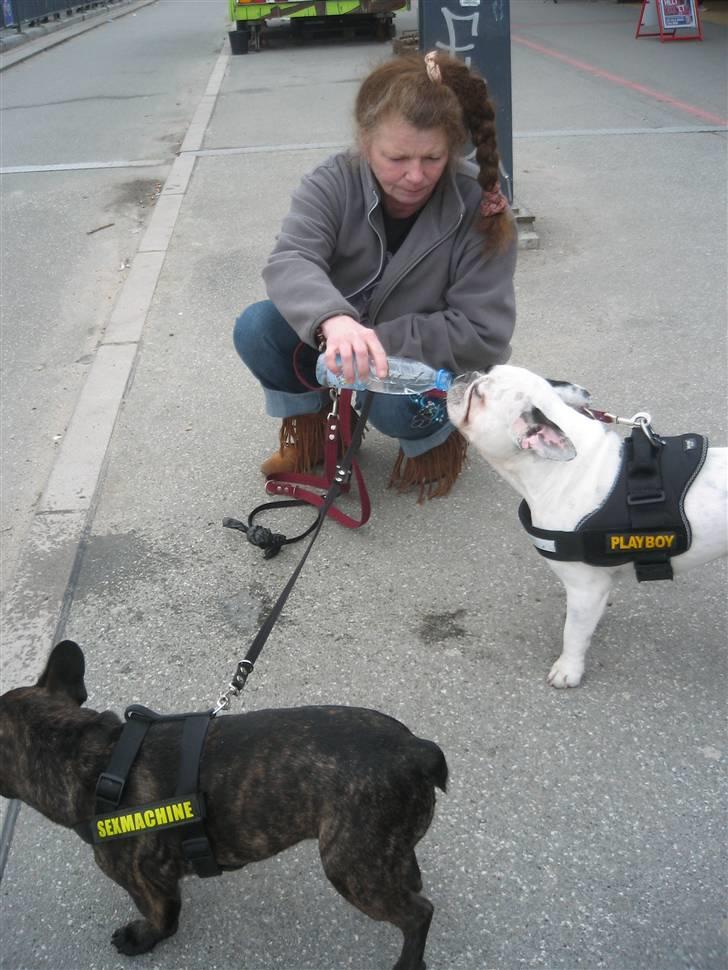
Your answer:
[1,2,726,968]
[0,0,227,591]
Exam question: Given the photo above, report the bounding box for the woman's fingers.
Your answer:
[366,333,389,380]
[320,315,387,384]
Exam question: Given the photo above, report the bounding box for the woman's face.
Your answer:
[363,115,450,219]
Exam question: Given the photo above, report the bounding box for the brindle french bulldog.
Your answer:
[0,641,447,970]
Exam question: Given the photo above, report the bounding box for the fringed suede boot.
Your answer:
[260,406,364,477]
[260,411,328,477]
[388,430,468,504]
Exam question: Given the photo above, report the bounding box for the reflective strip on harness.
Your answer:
[92,794,203,843]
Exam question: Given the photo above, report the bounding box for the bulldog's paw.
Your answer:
[112,919,159,955]
[547,657,584,688]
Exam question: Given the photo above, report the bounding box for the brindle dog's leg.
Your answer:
[405,852,423,893]
[94,845,182,955]
[320,835,433,970]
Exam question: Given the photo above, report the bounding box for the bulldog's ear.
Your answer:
[547,379,591,410]
[512,407,576,461]
[37,640,87,706]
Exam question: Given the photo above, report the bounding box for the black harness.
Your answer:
[519,428,708,581]
[77,706,220,878]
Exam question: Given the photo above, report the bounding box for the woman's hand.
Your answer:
[320,315,388,385]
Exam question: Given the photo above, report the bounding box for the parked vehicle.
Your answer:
[228,0,409,54]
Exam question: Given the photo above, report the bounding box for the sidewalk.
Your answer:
[1,2,727,968]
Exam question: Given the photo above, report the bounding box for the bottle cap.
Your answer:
[435,370,454,391]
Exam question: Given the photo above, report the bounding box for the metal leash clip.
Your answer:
[211,659,254,716]
[630,411,665,447]
[582,407,665,446]
[328,386,339,418]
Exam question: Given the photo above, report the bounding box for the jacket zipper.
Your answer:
[369,210,464,325]
[343,190,385,303]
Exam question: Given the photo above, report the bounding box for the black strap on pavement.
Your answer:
[222,501,317,559]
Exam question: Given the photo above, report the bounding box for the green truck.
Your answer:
[228,0,409,53]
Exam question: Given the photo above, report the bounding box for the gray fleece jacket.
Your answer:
[262,151,517,375]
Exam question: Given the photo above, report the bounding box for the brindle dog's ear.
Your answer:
[37,640,87,706]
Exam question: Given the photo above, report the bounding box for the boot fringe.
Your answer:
[276,412,327,473]
[388,431,468,504]
[268,407,364,476]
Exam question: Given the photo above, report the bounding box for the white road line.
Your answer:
[514,125,727,138]
[4,125,724,178]
[0,159,166,174]
[179,125,726,160]
[187,141,348,157]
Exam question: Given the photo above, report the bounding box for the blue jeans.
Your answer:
[233,301,456,458]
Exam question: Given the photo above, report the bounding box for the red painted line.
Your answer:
[512,33,728,127]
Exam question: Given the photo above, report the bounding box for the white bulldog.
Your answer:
[447,365,728,687]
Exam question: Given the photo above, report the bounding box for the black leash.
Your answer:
[214,390,373,714]
[222,502,315,559]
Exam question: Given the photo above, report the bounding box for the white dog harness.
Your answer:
[519,429,708,581]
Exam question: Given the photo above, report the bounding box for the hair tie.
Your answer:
[424,51,442,84]
[480,186,509,217]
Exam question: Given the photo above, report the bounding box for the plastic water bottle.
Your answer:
[316,353,453,395]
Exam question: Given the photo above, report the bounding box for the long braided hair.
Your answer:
[354,51,514,252]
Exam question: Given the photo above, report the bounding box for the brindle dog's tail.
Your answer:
[415,738,448,793]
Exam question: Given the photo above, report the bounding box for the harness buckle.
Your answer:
[95,772,126,809]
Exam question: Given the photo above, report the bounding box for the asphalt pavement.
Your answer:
[1,2,727,968]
